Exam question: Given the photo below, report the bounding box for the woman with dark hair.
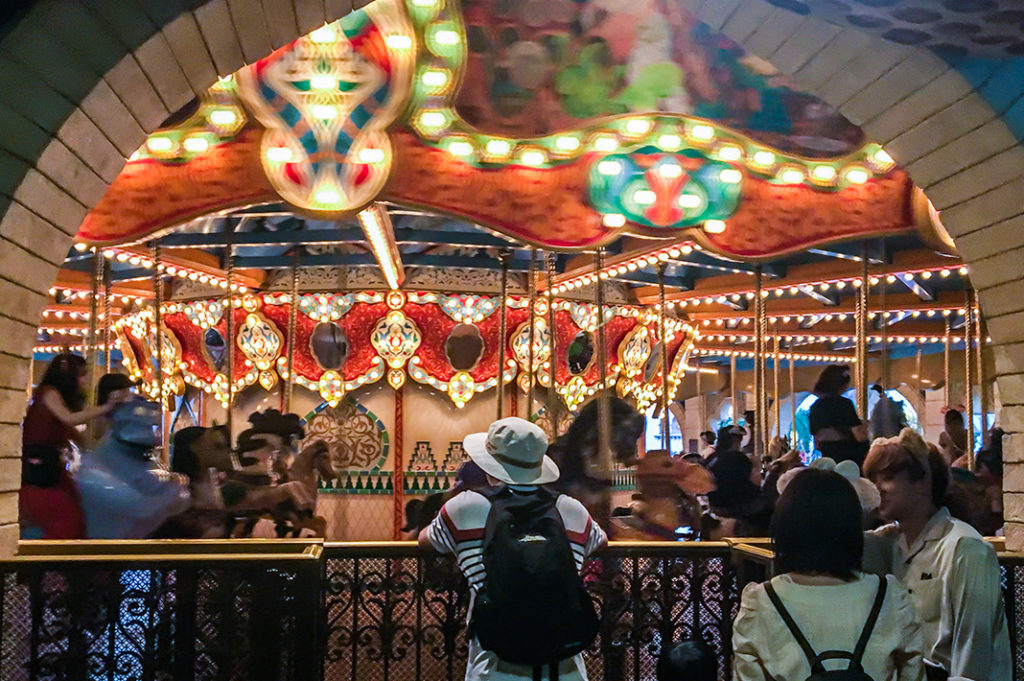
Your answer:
[808,363,867,466]
[733,468,923,680]
[20,353,115,538]
[938,409,968,468]
[864,429,1010,680]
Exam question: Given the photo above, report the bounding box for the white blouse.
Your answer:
[732,573,924,681]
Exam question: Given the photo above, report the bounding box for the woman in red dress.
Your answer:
[20,354,114,538]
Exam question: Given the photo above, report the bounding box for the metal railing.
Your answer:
[0,540,1021,681]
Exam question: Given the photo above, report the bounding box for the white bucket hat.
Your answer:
[463,417,559,485]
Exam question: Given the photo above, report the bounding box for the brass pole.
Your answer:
[225,237,235,439]
[285,251,299,413]
[497,250,510,420]
[789,350,796,444]
[977,303,988,447]
[753,266,765,461]
[594,248,612,530]
[696,362,704,433]
[773,329,781,440]
[965,289,975,468]
[944,317,952,407]
[657,264,670,448]
[153,243,167,463]
[103,263,112,373]
[88,250,102,403]
[856,250,870,417]
[730,354,737,428]
[527,249,537,417]
[879,239,889,391]
[915,342,923,414]
[546,253,558,437]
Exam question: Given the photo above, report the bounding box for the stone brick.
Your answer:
[977,279,1024,321]
[194,1,247,77]
[719,2,774,46]
[34,140,110,210]
[0,353,29,390]
[814,41,911,109]
[327,0,355,18]
[792,30,874,94]
[79,81,147,157]
[1006,493,1024,527]
[886,95,998,169]
[56,108,127,184]
[0,151,30,196]
[134,33,195,113]
[85,0,158,49]
[0,279,46,333]
[0,522,17,557]
[261,0,300,49]
[0,457,18,494]
[1004,463,1024,492]
[294,0,327,35]
[986,310,1024,348]
[743,11,806,60]
[862,70,973,145]
[0,423,18,457]
[942,177,1024,243]
[1005,520,1024,552]
[0,58,76,135]
[0,202,74,268]
[0,240,61,296]
[11,168,87,237]
[1001,406,1024,434]
[104,55,171,132]
[227,0,274,64]
[926,147,1024,211]
[997,375,1024,405]
[30,2,126,75]
[0,21,101,103]
[841,52,948,126]
[993,343,1024,377]
[0,102,52,167]
[694,0,743,32]
[160,13,219,96]
[770,21,841,76]
[0,387,28,424]
[903,118,1019,190]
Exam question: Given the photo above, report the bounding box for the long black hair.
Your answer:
[812,364,852,396]
[38,353,87,412]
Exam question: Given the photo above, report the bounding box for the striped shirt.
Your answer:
[423,486,606,592]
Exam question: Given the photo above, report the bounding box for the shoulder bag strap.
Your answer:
[850,575,888,667]
[764,581,825,674]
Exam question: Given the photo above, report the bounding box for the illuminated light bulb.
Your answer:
[658,133,682,150]
[625,118,651,135]
[835,281,846,289]
[208,109,237,126]
[720,168,742,184]
[886,275,896,283]
[266,146,292,163]
[603,213,626,228]
[598,160,622,176]
[869,276,880,286]
[421,69,449,87]
[147,136,174,153]
[678,194,702,209]
[385,34,413,49]
[520,149,547,166]
[310,74,336,90]
[873,148,894,166]
[129,256,141,266]
[704,219,726,234]
[659,162,683,178]
[752,150,775,167]
[311,104,337,120]
[845,166,869,184]
[447,140,473,157]
[555,135,580,152]
[359,148,386,163]
[418,110,448,129]
[717,145,743,162]
[315,188,342,205]
[310,25,337,43]
[789,287,799,295]
[657,252,671,262]
[958,266,968,275]
[680,245,692,254]
[115,252,129,262]
[183,136,209,153]
[690,124,714,141]
[645,256,659,266]
[625,261,639,272]
[633,189,656,205]
[812,165,837,181]
[780,168,804,184]
[940,269,950,277]
[852,279,862,288]
[668,248,682,258]
[820,283,830,291]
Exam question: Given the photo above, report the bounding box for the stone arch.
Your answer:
[0,0,1023,549]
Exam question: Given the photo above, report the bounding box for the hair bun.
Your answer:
[897,427,930,460]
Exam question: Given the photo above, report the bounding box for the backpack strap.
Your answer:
[850,575,888,667]
[763,582,826,675]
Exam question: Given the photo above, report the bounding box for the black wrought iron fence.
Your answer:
[0,541,1022,681]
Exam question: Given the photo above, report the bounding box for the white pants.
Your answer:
[465,637,588,681]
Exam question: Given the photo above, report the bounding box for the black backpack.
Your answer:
[764,575,888,681]
[470,485,599,681]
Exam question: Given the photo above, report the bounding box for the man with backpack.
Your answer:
[419,417,607,681]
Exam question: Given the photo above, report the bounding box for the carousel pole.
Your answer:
[880,239,889,391]
[103,263,112,373]
[978,306,990,447]
[87,249,102,402]
[546,252,558,437]
[856,248,870,417]
[284,251,299,413]
[696,363,704,435]
[153,242,168,462]
[915,342,923,411]
[730,354,737,428]
[527,249,538,418]
[497,249,510,420]
[773,329,781,441]
[944,317,952,407]
[965,288,975,468]
[225,236,235,439]
[594,247,612,527]
[788,350,796,444]
[657,264,670,448]
[393,383,405,540]
[753,265,765,462]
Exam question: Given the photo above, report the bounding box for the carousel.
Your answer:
[33,0,993,541]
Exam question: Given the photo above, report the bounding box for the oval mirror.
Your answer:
[644,341,664,383]
[204,328,226,370]
[310,322,349,370]
[445,323,484,371]
[567,330,595,375]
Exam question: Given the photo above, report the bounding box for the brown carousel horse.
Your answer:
[271,439,335,537]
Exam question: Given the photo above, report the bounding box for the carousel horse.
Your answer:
[547,395,647,516]
[77,398,191,539]
[270,439,334,537]
[610,449,717,541]
[160,425,236,538]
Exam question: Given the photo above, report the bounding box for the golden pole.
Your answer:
[773,329,781,440]
[497,250,510,420]
[657,264,670,447]
[944,317,952,407]
[856,251,870,417]
[789,351,796,444]
[730,354,737,428]
[527,248,537,417]
[153,242,167,463]
[103,263,112,373]
[977,302,988,447]
[965,289,975,468]
[88,250,102,402]
[753,266,765,461]
[546,252,558,437]
[225,238,235,439]
[594,247,611,529]
[285,251,299,413]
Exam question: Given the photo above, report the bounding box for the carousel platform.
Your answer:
[1,539,1021,681]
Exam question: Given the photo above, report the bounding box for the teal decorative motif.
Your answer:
[587,147,741,230]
